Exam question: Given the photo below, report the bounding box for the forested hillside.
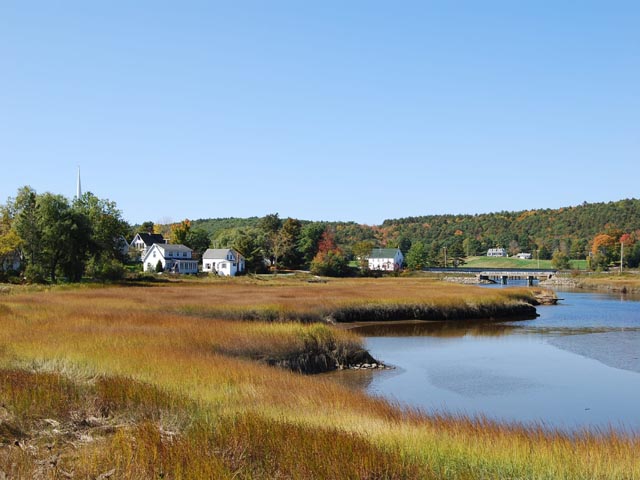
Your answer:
[382,198,640,259]
[189,199,640,271]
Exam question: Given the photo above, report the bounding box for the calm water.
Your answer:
[340,288,640,432]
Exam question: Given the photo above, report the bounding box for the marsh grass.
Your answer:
[0,277,638,479]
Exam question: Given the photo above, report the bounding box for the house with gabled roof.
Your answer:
[368,248,404,271]
[202,248,245,276]
[142,243,198,274]
[130,233,168,256]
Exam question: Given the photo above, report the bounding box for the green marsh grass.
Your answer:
[0,277,638,478]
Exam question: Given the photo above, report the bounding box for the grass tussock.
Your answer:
[0,277,638,479]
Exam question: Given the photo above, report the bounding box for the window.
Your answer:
[205,263,211,269]
[153,251,156,258]
[183,252,187,257]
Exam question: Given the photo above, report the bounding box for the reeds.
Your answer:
[0,278,638,479]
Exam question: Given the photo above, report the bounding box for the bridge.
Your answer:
[424,267,557,285]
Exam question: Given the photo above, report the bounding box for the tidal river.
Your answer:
[335,288,640,432]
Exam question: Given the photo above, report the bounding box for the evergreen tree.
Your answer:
[405,241,429,270]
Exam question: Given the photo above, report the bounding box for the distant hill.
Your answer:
[189,198,640,261]
[381,198,640,258]
[191,217,262,238]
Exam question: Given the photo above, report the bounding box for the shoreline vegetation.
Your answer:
[541,271,640,294]
[1,276,638,478]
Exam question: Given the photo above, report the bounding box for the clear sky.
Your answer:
[1,1,639,226]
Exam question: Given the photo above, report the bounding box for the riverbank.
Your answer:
[541,272,640,294]
[1,278,636,478]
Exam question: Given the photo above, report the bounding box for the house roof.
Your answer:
[133,233,166,247]
[368,248,402,259]
[202,248,241,260]
[142,243,192,263]
[157,244,192,253]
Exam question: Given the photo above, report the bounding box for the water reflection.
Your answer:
[349,320,516,338]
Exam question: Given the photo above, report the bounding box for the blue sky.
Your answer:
[1,1,639,225]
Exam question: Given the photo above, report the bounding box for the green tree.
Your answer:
[397,236,412,255]
[35,193,89,282]
[139,221,155,233]
[259,213,281,234]
[352,240,375,270]
[551,250,571,270]
[405,241,429,270]
[266,229,292,274]
[75,193,129,258]
[298,223,326,266]
[280,218,303,269]
[231,228,266,273]
[12,186,40,267]
[185,228,211,258]
[462,237,479,257]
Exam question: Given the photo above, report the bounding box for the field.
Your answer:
[0,276,638,479]
[464,256,588,270]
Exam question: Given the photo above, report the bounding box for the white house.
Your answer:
[130,233,167,256]
[515,252,532,260]
[142,243,198,274]
[368,248,404,271]
[487,248,508,257]
[202,248,245,276]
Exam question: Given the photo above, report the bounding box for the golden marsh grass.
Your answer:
[0,277,637,479]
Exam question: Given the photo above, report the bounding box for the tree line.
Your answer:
[3,186,640,283]
[1,186,130,283]
[192,198,640,272]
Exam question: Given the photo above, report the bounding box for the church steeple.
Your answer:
[76,166,82,199]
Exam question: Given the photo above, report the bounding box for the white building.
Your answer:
[487,248,508,257]
[515,252,532,259]
[142,243,198,274]
[202,248,245,276]
[368,248,404,271]
[130,233,168,257]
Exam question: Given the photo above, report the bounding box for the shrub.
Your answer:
[310,250,350,277]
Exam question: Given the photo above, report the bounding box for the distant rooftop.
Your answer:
[369,248,401,259]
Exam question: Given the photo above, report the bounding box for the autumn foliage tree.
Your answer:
[310,229,350,277]
[171,219,191,245]
[590,233,617,270]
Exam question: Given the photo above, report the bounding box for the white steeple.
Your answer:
[76,166,82,199]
